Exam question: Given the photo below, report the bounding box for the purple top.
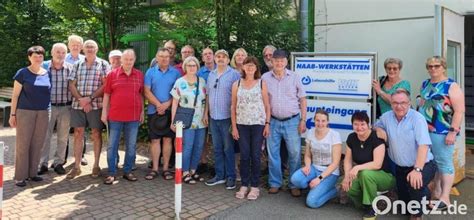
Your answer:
[261,69,305,118]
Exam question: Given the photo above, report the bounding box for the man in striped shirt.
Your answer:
[38,43,73,175]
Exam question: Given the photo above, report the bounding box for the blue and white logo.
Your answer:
[302,75,311,85]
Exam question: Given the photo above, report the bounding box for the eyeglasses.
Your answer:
[386,67,399,71]
[391,101,410,107]
[186,64,197,67]
[165,47,175,51]
[427,64,442,69]
[213,78,219,89]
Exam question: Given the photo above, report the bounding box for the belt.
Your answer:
[271,114,299,122]
[51,102,72,106]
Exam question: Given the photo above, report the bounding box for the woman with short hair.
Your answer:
[10,46,51,187]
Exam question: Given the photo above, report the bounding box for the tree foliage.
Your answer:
[0,0,59,86]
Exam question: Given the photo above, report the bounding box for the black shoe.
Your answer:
[37,165,48,175]
[29,176,43,182]
[54,164,66,175]
[196,163,209,175]
[15,180,27,187]
[363,207,377,220]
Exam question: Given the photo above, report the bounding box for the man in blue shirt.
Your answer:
[204,49,240,189]
[65,35,85,65]
[374,89,436,219]
[197,47,215,82]
[144,48,181,180]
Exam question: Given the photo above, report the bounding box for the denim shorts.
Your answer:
[429,133,455,174]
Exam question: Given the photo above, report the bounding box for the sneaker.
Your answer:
[29,176,43,182]
[66,167,81,179]
[225,178,236,190]
[205,176,226,186]
[53,164,66,175]
[363,207,377,220]
[15,180,27,187]
[37,165,48,175]
[81,158,88,166]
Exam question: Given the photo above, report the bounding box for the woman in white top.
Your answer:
[290,110,342,208]
[231,56,270,200]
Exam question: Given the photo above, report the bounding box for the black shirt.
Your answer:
[346,131,391,173]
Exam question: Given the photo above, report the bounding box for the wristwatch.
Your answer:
[448,127,460,133]
[413,167,423,172]
[89,95,95,100]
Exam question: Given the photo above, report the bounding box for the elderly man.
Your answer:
[175,45,195,75]
[67,40,110,179]
[66,35,85,64]
[261,45,276,74]
[38,43,73,175]
[108,50,122,70]
[101,49,144,184]
[204,49,240,189]
[374,89,436,220]
[262,49,307,197]
[150,40,178,68]
[144,48,181,180]
[197,47,215,82]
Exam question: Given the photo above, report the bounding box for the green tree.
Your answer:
[0,0,59,87]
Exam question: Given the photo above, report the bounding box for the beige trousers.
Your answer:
[15,109,48,181]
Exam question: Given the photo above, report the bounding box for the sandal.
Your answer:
[123,173,138,182]
[247,187,260,200]
[183,174,196,184]
[103,176,115,185]
[145,170,159,180]
[235,186,249,199]
[191,173,204,182]
[162,170,174,180]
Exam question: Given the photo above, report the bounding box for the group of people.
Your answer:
[9,33,464,220]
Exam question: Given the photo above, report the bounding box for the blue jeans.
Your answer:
[237,124,264,187]
[267,116,302,188]
[291,166,339,208]
[182,128,207,172]
[210,118,235,180]
[107,121,139,176]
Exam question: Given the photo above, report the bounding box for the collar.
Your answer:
[118,67,137,76]
[271,68,290,79]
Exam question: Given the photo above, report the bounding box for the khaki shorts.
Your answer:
[70,109,104,129]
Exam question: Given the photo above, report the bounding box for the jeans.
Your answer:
[395,160,436,217]
[267,115,302,188]
[210,118,235,180]
[182,128,206,172]
[291,165,339,208]
[237,124,264,187]
[40,105,71,167]
[106,121,140,175]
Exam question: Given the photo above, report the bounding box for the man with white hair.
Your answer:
[109,49,122,70]
[66,35,85,64]
[261,45,276,74]
[175,45,195,75]
[67,40,110,179]
[38,43,73,175]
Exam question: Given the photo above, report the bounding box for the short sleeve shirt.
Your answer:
[104,67,144,122]
[305,128,342,175]
[170,76,207,129]
[346,131,390,172]
[14,67,51,110]
[206,66,241,120]
[144,66,181,114]
[68,57,110,110]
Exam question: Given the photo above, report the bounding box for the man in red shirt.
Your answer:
[101,49,144,184]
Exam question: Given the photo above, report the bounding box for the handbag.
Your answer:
[173,76,199,128]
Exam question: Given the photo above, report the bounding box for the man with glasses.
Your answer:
[204,49,240,189]
[374,89,435,219]
[197,47,215,82]
[174,45,195,75]
[261,45,276,74]
[150,40,178,67]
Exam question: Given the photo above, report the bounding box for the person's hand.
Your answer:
[232,127,239,140]
[372,79,382,94]
[170,123,176,132]
[342,177,352,192]
[139,111,145,124]
[101,112,108,125]
[309,178,321,189]
[302,165,311,176]
[202,114,208,126]
[79,97,91,108]
[445,132,457,145]
[83,103,92,113]
[407,170,423,189]
[348,166,360,181]
[9,115,16,128]
[155,103,163,112]
[263,124,270,138]
[298,120,306,134]
[157,109,166,115]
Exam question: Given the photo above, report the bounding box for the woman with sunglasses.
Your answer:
[418,56,465,210]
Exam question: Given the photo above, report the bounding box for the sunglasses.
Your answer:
[427,64,442,69]
[213,78,219,89]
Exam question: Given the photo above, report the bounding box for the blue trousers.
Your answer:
[210,118,235,180]
[291,166,338,208]
[106,121,139,175]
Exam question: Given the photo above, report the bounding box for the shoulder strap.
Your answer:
[238,79,241,87]
[380,76,387,87]
[193,76,199,107]
[260,79,262,90]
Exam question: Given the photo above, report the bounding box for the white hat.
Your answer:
[109,50,122,58]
